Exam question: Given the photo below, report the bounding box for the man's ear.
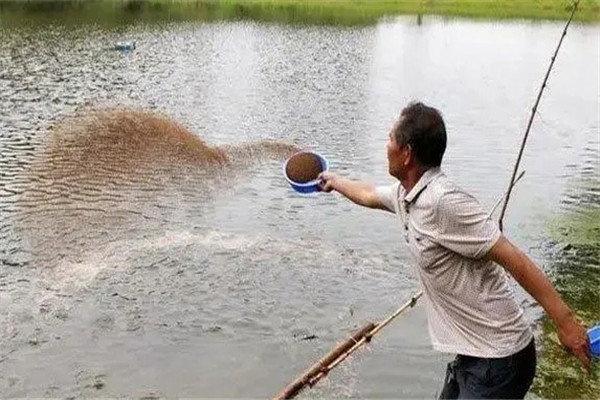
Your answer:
[404,144,413,166]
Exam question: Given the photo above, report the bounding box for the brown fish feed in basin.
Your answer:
[285,152,324,184]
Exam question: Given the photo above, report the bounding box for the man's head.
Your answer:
[386,102,447,179]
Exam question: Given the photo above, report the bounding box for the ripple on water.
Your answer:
[10,109,297,265]
[1,16,598,398]
[0,106,310,396]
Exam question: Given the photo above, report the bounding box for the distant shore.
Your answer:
[1,0,598,26]
[215,0,600,23]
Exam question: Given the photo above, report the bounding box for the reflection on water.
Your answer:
[0,12,598,399]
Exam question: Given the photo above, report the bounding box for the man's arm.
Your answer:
[318,171,390,211]
[486,235,591,371]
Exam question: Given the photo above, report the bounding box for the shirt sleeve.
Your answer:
[433,189,501,259]
[375,183,400,213]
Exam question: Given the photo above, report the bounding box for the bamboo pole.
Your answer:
[488,170,525,219]
[498,0,580,231]
[273,322,376,400]
[273,292,422,400]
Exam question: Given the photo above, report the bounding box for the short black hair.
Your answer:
[393,102,447,167]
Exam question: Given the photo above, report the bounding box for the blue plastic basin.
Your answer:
[589,325,600,358]
[283,151,328,194]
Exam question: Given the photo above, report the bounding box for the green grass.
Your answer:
[0,0,598,27]
[530,207,600,398]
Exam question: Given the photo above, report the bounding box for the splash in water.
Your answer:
[16,108,301,267]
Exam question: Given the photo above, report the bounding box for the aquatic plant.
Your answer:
[531,198,600,396]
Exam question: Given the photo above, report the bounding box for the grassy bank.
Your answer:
[1,0,599,27]
[530,207,600,397]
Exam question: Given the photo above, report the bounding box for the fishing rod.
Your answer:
[498,0,580,231]
[273,2,581,398]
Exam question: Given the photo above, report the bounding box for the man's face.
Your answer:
[386,121,407,179]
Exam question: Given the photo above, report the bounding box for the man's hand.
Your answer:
[316,172,388,210]
[318,171,338,192]
[556,315,591,372]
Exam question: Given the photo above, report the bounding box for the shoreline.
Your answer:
[1,0,599,26]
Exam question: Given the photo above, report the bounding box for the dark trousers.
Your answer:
[439,338,536,399]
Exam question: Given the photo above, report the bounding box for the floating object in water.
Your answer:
[113,41,135,51]
[283,151,328,194]
[589,325,600,358]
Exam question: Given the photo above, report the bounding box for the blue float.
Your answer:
[113,41,135,51]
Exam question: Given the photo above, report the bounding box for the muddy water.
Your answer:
[0,15,598,398]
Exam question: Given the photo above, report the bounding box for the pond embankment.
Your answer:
[1,0,599,26]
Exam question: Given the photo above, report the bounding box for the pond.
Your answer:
[0,6,598,399]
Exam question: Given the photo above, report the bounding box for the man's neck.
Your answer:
[400,165,429,193]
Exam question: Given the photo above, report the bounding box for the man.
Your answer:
[318,102,590,399]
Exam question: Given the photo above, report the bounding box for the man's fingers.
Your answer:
[317,179,327,191]
[317,178,332,193]
[573,346,591,373]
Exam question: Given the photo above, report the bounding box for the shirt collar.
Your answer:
[404,167,442,204]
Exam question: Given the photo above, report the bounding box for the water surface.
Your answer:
[1,13,598,398]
